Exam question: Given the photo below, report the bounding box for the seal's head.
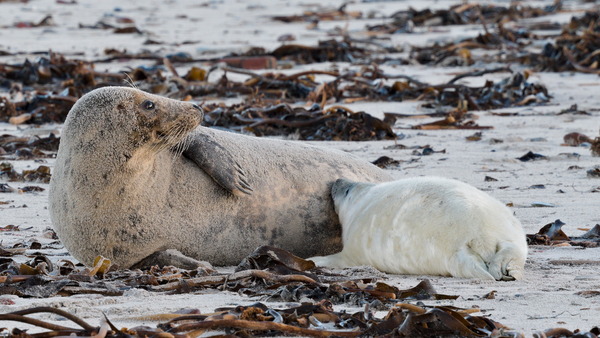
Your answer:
[64,86,203,156]
[51,87,204,268]
[331,178,374,214]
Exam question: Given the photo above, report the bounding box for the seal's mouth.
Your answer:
[142,100,202,153]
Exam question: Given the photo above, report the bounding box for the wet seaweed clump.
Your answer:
[368,2,560,33]
[527,219,600,248]
[270,38,372,64]
[0,162,51,183]
[1,245,599,337]
[0,133,59,159]
[203,102,396,141]
[521,10,600,73]
[0,53,115,124]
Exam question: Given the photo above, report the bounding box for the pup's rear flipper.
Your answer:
[309,252,351,269]
[487,241,526,281]
[448,246,496,280]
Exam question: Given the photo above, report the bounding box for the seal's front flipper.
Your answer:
[183,131,253,196]
[131,249,214,271]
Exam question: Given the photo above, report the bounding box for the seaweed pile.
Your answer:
[0,54,551,140]
[522,11,600,73]
[8,2,597,140]
[1,245,599,337]
[0,302,511,337]
[527,219,600,248]
[367,2,561,33]
[0,246,520,337]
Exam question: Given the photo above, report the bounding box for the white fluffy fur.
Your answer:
[310,177,527,280]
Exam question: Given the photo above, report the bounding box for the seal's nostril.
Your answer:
[192,104,203,113]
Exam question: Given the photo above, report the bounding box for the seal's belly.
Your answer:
[163,155,342,265]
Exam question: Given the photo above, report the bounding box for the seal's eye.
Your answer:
[142,100,155,110]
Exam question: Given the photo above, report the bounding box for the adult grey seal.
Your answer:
[49,87,393,268]
[310,177,527,280]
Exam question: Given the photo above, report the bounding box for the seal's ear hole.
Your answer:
[142,100,155,111]
[345,188,350,196]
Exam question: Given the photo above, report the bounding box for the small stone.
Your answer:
[517,151,547,162]
[531,202,555,207]
[587,168,600,178]
[219,56,278,69]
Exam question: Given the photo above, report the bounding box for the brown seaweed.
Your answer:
[521,11,600,73]
[272,4,362,24]
[0,162,51,183]
[0,244,598,336]
[368,2,561,33]
[527,220,600,248]
[203,102,396,141]
[0,300,518,337]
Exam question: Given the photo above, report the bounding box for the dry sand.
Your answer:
[1,0,599,335]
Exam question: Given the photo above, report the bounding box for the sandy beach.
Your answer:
[1,0,599,336]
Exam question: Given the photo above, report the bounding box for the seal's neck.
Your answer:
[63,137,170,206]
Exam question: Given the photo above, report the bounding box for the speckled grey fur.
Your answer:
[49,87,392,268]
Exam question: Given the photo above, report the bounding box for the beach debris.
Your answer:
[0,183,17,193]
[530,202,555,208]
[367,2,561,33]
[0,245,506,337]
[0,237,595,337]
[200,68,546,136]
[0,134,59,159]
[522,10,600,73]
[2,274,598,337]
[412,147,445,156]
[17,186,45,193]
[236,245,316,274]
[587,167,600,178]
[0,300,515,337]
[581,224,600,239]
[0,46,550,143]
[517,151,547,162]
[527,220,600,248]
[363,5,600,76]
[12,15,55,29]
[591,136,600,157]
[78,15,142,35]
[371,156,401,168]
[272,4,362,23]
[563,132,593,146]
[466,131,483,141]
[203,102,396,141]
[558,104,589,115]
[270,38,377,64]
[0,163,51,183]
[537,219,569,240]
[219,56,278,69]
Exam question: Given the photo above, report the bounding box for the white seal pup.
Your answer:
[310,177,527,280]
[49,87,393,268]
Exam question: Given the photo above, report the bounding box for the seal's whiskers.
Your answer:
[170,129,193,162]
[150,122,190,162]
[123,73,139,89]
